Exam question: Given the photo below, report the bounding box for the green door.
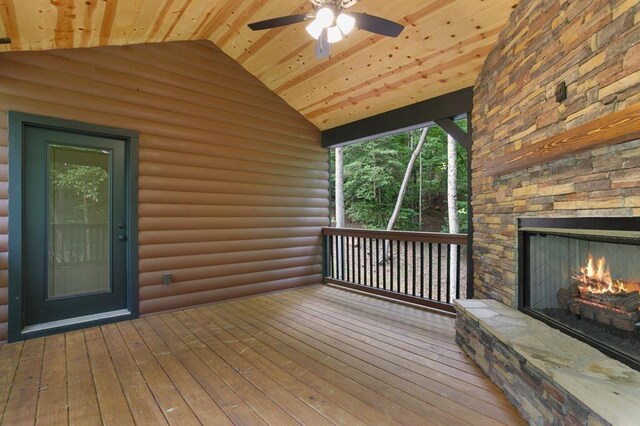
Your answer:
[23,126,129,326]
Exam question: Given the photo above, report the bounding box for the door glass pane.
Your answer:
[48,144,111,299]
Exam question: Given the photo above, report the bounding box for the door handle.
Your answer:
[118,235,127,241]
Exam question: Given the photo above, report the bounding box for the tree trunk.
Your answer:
[447,133,459,299]
[334,147,345,278]
[382,127,430,263]
[386,127,429,231]
[335,147,345,228]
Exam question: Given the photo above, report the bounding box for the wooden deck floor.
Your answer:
[0,285,524,425]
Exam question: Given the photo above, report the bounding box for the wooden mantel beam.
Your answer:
[486,103,640,177]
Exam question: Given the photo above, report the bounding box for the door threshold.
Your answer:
[22,309,131,336]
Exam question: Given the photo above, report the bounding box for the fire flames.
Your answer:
[574,253,640,294]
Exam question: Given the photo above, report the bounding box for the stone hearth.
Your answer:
[455,299,640,425]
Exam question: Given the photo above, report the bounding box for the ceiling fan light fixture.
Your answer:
[336,13,355,35]
[306,18,324,39]
[315,7,334,28]
[327,25,343,43]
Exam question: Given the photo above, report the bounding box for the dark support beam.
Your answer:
[436,114,474,300]
[434,118,471,150]
[321,87,473,148]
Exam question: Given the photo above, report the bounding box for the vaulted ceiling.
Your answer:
[0,0,517,130]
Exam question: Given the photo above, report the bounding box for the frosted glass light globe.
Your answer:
[315,7,334,28]
[306,18,324,39]
[336,13,355,35]
[327,25,343,43]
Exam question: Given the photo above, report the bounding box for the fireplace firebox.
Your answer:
[518,217,640,371]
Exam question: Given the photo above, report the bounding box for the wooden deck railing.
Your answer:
[322,227,468,313]
[50,223,109,265]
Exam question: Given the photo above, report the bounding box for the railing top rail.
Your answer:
[322,227,467,245]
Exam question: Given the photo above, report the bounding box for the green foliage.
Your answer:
[52,165,108,203]
[336,120,469,231]
[51,164,109,223]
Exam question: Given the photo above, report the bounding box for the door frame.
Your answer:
[8,112,139,341]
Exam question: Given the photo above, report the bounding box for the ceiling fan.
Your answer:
[247,0,404,59]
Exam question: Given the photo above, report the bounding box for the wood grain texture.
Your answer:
[0,285,525,425]
[0,40,327,339]
[486,103,640,176]
[0,0,518,129]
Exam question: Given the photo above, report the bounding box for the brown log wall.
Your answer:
[0,40,328,339]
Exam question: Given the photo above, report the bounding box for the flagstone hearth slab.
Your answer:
[455,299,640,426]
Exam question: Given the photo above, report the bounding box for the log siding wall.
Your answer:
[0,40,328,340]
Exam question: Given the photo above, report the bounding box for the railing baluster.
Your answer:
[437,243,442,302]
[370,238,374,288]
[446,243,451,304]
[396,240,401,293]
[376,238,380,288]
[372,238,376,288]
[412,241,417,296]
[329,235,338,278]
[382,240,387,291]
[389,240,394,292]
[429,243,433,299]
[357,237,361,285]
[403,240,408,295]
[420,242,424,298]
[342,236,347,281]
[348,236,351,282]
[351,236,356,283]
[456,244,461,300]
[363,238,368,285]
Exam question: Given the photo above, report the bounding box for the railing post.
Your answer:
[322,232,330,279]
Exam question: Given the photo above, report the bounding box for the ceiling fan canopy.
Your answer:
[248,0,404,59]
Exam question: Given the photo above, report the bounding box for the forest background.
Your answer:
[329,121,469,233]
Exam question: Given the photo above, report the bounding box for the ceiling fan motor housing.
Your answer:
[309,0,357,10]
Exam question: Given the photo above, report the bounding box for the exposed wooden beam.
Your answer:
[321,87,473,148]
[486,103,640,177]
[434,117,471,150]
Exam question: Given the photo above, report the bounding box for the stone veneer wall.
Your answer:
[472,0,640,306]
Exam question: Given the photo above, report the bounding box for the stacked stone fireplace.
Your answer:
[455,0,640,424]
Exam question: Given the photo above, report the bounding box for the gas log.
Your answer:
[557,280,640,332]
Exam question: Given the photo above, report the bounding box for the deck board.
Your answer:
[35,334,68,426]
[0,284,524,425]
[65,330,101,425]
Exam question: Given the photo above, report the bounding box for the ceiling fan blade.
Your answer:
[351,12,404,37]
[315,29,330,59]
[248,13,311,31]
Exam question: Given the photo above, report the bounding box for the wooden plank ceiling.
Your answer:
[0,0,517,130]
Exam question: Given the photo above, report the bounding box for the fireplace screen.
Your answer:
[519,218,640,370]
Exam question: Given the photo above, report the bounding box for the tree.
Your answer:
[334,146,345,277]
[447,133,459,295]
[336,118,469,232]
[385,127,430,231]
[446,133,459,235]
[343,135,413,229]
[335,147,345,228]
